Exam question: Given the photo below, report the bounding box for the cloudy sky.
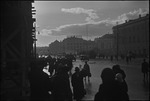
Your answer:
[32,1,149,47]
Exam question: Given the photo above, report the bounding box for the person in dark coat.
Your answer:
[141,59,149,82]
[51,63,72,101]
[115,73,128,93]
[82,61,91,82]
[71,67,85,101]
[112,64,128,93]
[112,64,126,80]
[110,55,113,61]
[94,68,129,101]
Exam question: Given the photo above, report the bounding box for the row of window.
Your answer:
[119,35,147,44]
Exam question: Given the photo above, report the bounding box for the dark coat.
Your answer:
[82,63,91,77]
[52,72,72,101]
[142,61,149,73]
[117,80,128,93]
[71,71,85,100]
[94,81,129,101]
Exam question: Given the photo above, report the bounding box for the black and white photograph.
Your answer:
[1,0,149,101]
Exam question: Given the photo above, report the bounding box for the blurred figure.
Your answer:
[71,67,86,101]
[112,64,126,80]
[115,73,128,93]
[110,55,113,61]
[29,59,51,101]
[79,64,82,71]
[141,59,149,82]
[126,56,129,64]
[112,64,128,92]
[82,61,91,82]
[94,68,129,101]
[51,63,72,101]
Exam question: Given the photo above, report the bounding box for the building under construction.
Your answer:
[1,1,36,100]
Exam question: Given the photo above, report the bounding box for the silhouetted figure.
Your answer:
[82,61,91,82]
[110,55,113,61]
[29,59,51,101]
[121,54,125,60]
[94,68,129,101]
[126,56,129,64]
[51,63,72,101]
[71,67,86,101]
[66,58,73,77]
[115,73,128,93]
[112,65,128,92]
[112,64,126,80]
[112,64,128,93]
[141,59,149,82]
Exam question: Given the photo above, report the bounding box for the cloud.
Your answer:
[113,8,149,24]
[40,21,113,37]
[61,7,99,22]
[40,8,149,37]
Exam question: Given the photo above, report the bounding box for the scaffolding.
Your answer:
[1,1,36,100]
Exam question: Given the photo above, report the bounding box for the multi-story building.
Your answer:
[112,14,149,57]
[48,40,63,54]
[95,34,115,56]
[49,36,96,55]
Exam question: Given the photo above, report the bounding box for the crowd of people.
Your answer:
[29,56,92,101]
[28,55,150,101]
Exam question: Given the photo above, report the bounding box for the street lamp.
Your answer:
[116,22,119,61]
[86,24,89,55]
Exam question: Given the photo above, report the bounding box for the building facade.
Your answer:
[113,14,149,57]
[48,40,64,55]
[94,34,115,56]
[49,36,96,55]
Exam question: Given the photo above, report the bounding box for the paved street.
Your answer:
[71,58,149,100]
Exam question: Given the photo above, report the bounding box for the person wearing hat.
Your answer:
[71,67,86,101]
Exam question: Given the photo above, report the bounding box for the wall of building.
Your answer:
[95,34,115,56]
[49,36,97,55]
[113,14,149,57]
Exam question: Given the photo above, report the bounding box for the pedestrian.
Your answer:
[29,59,51,101]
[141,59,149,82]
[71,67,86,101]
[126,55,129,64]
[51,63,72,101]
[115,73,128,93]
[112,64,128,93]
[112,64,126,80]
[110,55,113,61]
[94,68,129,101]
[82,61,91,82]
